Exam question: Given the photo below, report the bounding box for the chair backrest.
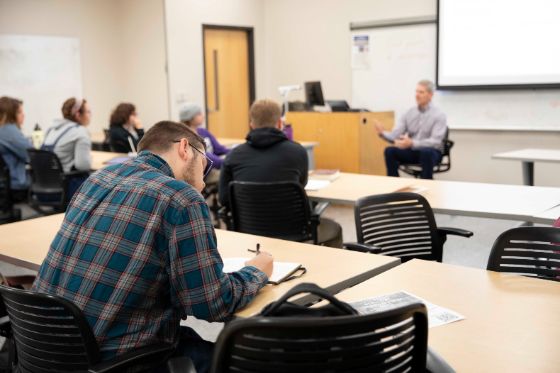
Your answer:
[229,181,312,242]
[354,192,443,262]
[211,303,428,373]
[27,149,65,194]
[487,227,560,282]
[0,155,13,214]
[0,285,101,372]
[435,128,453,173]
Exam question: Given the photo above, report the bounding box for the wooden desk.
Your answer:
[332,259,560,373]
[306,173,560,223]
[0,214,400,317]
[493,148,560,186]
[306,173,411,204]
[286,112,394,175]
[91,151,128,171]
[218,137,319,169]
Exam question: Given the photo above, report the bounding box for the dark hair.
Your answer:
[110,103,136,128]
[0,96,23,125]
[138,121,206,154]
[61,97,87,122]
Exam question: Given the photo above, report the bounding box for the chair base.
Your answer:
[316,218,343,248]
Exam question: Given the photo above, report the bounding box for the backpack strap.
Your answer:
[42,123,78,151]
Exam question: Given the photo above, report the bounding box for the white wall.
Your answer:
[0,0,168,133]
[119,0,169,128]
[262,0,435,102]
[164,0,265,120]
[261,0,560,186]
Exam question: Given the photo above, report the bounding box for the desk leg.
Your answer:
[521,161,534,186]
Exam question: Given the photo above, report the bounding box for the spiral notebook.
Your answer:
[223,257,305,285]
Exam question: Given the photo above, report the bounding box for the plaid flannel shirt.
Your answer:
[32,151,268,358]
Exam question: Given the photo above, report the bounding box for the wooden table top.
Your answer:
[332,259,560,373]
[0,214,399,317]
[90,150,129,171]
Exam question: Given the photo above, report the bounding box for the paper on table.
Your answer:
[104,156,133,165]
[305,179,331,191]
[223,257,303,285]
[350,291,464,328]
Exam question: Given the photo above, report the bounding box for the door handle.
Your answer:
[212,49,220,112]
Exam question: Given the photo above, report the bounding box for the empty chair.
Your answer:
[228,181,342,248]
[211,303,429,373]
[487,227,560,282]
[0,285,180,373]
[27,149,89,213]
[344,192,472,262]
[0,155,21,224]
[400,129,454,178]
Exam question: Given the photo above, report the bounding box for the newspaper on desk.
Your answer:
[350,291,464,328]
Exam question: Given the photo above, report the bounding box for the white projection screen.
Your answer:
[437,0,560,89]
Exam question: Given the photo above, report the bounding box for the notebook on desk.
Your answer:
[223,257,305,285]
[104,156,134,165]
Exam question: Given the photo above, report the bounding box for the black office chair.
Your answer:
[0,285,188,373]
[399,129,454,178]
[344,193,473,262]
[487,227,560,282]
[228,181,343,248]
[27,149,89,214]
[210,303,429,372]
[0,155,21,224]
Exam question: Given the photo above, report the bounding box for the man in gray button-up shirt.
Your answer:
[375,80,448,179]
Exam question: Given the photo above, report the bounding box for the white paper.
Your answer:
[350,291,464,328]
[352,34,371,70]
[223,257,302,284]
[305,179,331,191]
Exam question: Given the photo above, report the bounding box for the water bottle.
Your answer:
[31,123,44,149]
[283,123,294,141]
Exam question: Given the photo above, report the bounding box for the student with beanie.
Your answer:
[179,103,229,182]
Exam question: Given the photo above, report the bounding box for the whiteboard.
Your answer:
[0,35,82,134]
[351,24,560,131]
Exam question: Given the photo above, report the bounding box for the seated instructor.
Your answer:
[33,121,273,372]
[375,80,448,179]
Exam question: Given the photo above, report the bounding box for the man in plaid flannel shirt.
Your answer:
[32,121,273,372]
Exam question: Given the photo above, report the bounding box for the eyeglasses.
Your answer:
[173,140,214,178]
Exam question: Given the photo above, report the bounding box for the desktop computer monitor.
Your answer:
[304,81,325,107]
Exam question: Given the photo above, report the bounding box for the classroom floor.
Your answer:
[1,203,545,343]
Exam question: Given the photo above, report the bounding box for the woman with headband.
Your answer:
[42,97,92,198]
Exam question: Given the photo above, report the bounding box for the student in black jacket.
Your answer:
[108,103,144,153]
[219,99,308,208]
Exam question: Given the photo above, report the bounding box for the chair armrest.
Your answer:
[438,227,473,238]
[0,315,12,337]
[312,202,330,217]
[426,346,455,373]
[167,357,197,373]
[88,343,175,373]
[343,242,382,254]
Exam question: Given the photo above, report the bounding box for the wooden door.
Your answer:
[203,28,252,138]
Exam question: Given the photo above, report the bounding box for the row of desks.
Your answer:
[0,213,559,371]
[91,151,560,224]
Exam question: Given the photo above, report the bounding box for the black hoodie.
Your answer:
[219,127,308,207]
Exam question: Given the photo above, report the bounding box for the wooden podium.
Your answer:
[286,112,394,175]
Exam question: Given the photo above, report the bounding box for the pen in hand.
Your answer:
[247,243,260,254]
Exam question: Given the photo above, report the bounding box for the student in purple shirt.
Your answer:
[179,103,230,183]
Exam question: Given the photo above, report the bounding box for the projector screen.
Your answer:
[437,0,560,89]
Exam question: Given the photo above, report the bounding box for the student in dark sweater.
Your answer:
[108,103,144,153]
[219,99,308,208]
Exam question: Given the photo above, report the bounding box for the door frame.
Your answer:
[202,24,256,132]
